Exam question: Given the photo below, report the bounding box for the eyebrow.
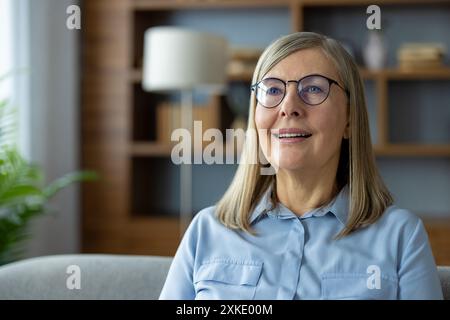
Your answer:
[262,73,333,81]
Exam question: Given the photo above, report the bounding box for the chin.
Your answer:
[271,150,308,168]
[272,158,307,172]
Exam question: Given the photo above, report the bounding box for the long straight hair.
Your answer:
[216,32,393,238]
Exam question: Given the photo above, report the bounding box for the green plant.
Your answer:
[0,77,97,265]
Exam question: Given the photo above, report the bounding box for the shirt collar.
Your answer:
[322,184,349,226]
[249,184,350,226]
[249,186,275,225]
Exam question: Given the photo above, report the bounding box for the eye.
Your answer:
[303,86,323,94]
[265,87,283,96]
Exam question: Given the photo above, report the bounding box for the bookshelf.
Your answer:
[82,0,450,263]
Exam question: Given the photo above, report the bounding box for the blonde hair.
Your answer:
[216,32,393,238]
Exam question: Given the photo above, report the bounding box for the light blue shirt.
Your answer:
[159,185,443,300]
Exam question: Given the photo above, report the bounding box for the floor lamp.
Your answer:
[142,27,228,236]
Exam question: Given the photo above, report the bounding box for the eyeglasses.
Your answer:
[251,74,349,108]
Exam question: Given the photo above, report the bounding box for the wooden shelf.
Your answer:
[229,67,450,82]
[132,0,449,9]
[130,67,445,82]
[374,144,450,157]
[228,70,255,82]
[132,0,291,10]
[131,142,173,156]
[302,0,450,6]
[127,216,182,255]
[132,67,450,84]
[423,218,450,265]
[127,216,183,255]
[360,67,450,80]
[131,141,244,158]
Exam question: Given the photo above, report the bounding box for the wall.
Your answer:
[12,0,81,257]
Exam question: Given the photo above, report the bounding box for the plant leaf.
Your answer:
[43,171,98,199]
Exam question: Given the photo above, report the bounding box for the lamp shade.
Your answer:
[142,27,228,93]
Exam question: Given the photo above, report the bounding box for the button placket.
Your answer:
[276,217,305,299]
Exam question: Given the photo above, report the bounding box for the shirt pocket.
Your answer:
[321,273,398,300]
[194,260,263,300]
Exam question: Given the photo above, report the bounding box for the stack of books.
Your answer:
[155,100,220,146]
[397,43,446,70]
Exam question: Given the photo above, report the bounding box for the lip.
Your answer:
[276,128,312,135]
[271,128,313,143]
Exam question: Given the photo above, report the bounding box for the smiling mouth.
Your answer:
[273,132,312,139]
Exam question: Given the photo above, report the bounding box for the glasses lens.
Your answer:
[299,75,330,105]
[256,78,285,108]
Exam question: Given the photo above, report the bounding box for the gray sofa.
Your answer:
[0,254,449,300]
[0,254,172,299]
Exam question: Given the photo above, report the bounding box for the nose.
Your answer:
[279,81,306,118]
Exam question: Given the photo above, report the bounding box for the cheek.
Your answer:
[314,106,348,142]
[254,105,275,130]
[254,106,276,159]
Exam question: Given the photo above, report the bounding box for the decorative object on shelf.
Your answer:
[397,43,446,70]
[227,47,263,79]
[363,30,387,70]
[142,27,228,234]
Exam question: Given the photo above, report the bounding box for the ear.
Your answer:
[343,119,351,139]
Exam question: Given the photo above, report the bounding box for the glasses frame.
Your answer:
[251,73,349,108]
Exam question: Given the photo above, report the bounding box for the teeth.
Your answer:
[278,133,311,138]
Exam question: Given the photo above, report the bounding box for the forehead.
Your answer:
[265,48,339,80]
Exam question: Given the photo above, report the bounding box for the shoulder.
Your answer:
[184,205,233,239]
[374,205,426,246]
[180,206,247,267]
[380,205,422,228]
[380,205,421,226]
[190,205,220,228]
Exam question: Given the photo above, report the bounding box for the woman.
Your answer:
[159,32,443,300]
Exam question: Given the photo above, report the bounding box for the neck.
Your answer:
[275,161,340,217]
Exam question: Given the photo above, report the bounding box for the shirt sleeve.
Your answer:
[158,215,199,300]
[397,218,443,300]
